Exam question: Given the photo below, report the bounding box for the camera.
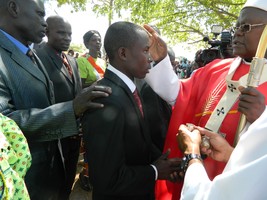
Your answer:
[199,25,233,65]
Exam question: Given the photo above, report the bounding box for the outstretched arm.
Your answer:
[143,24,167,62]
[143,24,179,105]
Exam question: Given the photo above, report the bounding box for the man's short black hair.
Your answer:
[104,21,144,62]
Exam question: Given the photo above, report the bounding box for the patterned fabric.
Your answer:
[26,49,37,65]
[0,114,31,200]
[87,56,105,77]
[76,54,106,85]
[133,89,144,117]
[61,53,73,77]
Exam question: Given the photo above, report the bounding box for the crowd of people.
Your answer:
[0,0,267,199]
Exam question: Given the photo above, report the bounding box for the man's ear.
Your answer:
[8,1,19,18]
[117,47,127,61]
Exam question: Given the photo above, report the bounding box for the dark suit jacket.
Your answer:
[0,31,79,199]
[35,44,82,102]
[82,69,161,200]
[141,83,172,152]
[35,44,82,197]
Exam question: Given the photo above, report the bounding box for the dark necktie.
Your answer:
[61,53,73,77]
[133,89,144,117]
[26,49,37,65]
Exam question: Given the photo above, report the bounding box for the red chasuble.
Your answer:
[155,57,267,200]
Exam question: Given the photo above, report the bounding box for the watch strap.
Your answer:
[180,154,202,173]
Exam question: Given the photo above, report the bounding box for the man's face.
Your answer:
[47,20,72,52]
[123,31,152,80]
[232,7,267,61]
[16,0,47,45]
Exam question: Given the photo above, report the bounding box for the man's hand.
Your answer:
[238,86,265,123]
[196,126,234,163]
[176,124,201,155]
[73,85,112,117]
[153,149,181,181]
[143,24,167,63]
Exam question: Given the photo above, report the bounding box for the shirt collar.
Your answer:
[242,58,251,65]
[107,64,136,93]
[0,29,29,55]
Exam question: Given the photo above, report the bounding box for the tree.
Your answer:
[55,0,87,11]
[53,0,246,45]
[91,0,115,26]
[68,43,86,54]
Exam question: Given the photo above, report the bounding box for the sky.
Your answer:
[45,2,110,44]
[44,1,195,60]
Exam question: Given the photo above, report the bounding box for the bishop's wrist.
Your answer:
[184,144,200,155]
[180,153,203,174]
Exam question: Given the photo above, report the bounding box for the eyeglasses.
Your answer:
[232,23,266,33]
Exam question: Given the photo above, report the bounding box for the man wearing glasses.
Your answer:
[143,0,267,199]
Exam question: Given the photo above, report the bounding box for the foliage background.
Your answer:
[49,0,246,57]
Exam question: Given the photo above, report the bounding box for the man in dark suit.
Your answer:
[0,1,111,199]
[35,15,82,199]
[82,21,180,200]
[140,46,175,152]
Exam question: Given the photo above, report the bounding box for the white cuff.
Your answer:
[150,164,158,180]
[145,55,180,105]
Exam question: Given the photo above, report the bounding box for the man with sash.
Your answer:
[143,0,267,199]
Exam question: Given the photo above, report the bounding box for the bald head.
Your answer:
[46,15,72,52]
[46,15,69,30]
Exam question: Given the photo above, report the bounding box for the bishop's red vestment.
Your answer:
[155,57,267,200]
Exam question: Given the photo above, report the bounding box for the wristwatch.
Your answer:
[180,154,202,173]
